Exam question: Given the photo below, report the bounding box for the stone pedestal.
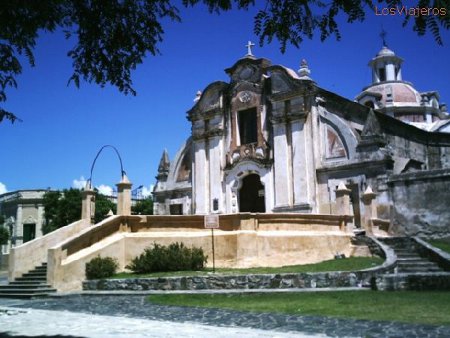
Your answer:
[362,186,377,235]
[335,182,352,232]
[81,186,96,224]
[116,175,132,216]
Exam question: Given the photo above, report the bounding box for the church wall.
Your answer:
[388,169,450,238]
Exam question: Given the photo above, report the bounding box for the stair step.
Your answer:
[397,257,425,262]
[15,276,47,282]
[0,284,51,290]
[398,267,442,273]
[397,261,439,267]
[22,272,47,277]
[33,267,47,272]
[0,288,56,294]
[9,280,47,285]
[0,293,54,299]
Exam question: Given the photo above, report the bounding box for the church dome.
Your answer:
[376,46,395,57]
[364,82,421,106]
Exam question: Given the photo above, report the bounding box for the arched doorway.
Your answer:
[239,174,265,212]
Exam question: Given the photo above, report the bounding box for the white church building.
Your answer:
[153,43,450,234]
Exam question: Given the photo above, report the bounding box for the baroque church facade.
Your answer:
[153,44,450,234]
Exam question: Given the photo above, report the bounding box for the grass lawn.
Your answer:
[147,291,450,326]
[113,256,384,279]
[428,239,450,254]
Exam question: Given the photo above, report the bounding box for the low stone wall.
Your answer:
[83,271,370,291]
[83,235,396,292]
[414,237,450,271]
[376,273,450,291]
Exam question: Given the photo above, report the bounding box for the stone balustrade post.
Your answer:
[335,182,351,215]
[362,186,377,235]
[335,182,353,232]
[81,183,96,224]
[116,175,132,216]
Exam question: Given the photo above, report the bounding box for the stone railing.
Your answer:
[47,213,356,291]
[8,219,89,281]
[132,213,353,233]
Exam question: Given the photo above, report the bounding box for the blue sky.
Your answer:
[1,4,449,196]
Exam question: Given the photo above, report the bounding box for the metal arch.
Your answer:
[88,145,126,187]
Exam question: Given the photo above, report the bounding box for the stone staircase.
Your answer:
[0,263,57,298]
[376,237,450,290]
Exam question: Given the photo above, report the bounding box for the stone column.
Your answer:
[81,184,96,224]
[194,140,208,214]
[291,118,312,208]
[273,121,291,208]
[362,186,377,235]
[15,204,23,246]
[209,136,222,213]
[116,175,132,216]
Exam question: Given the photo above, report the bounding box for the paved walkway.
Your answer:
[1,294,450,337]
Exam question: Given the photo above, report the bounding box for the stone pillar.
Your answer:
[335,182,351,215]
[81,184,96,224]
[362,186,377,235]
[291,117,312,209]
[273,121,291,208]
[194,140,208,214]
[209,136,222,213]
[116,175,132,216]
[335,182,352,232]
[15,204,23,246]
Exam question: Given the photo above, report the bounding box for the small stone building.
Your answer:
[153,44,450,237]
[0,190,48,259]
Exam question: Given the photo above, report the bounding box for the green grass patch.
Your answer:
[113,256,383,279]
[147,291,450,326]
[428,239,450,254]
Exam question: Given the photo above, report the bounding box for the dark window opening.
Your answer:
[238,108,257,145]
[239,174,265,213]
[379,68,386,82]
[364,101,375,108]
[23,223,36,243]
[170,204,183,215]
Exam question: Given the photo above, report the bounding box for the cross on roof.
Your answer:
[380,28,388,47]
[245,41,255,57]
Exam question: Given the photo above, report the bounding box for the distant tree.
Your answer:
[94,192,117,223]
[43,189,82,234]
[132,196,154,215]
[0,215,9,245]
[2,1,448,123]
[43,188,120,233]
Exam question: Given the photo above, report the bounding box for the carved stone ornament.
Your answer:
[238,66,254,80]
[238,91,252,103]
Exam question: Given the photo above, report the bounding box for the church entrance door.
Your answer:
[238,174,265,213]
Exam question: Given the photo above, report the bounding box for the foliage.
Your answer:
[132,196,154,215]
[43,189,82,234]
[2,0,448,123]
[116,256,383,278]
[43,188,116,234]
[85,256,119,280]
[94,191,116,223]
[428,238,450,254]
[0,226,9,245]
[126,242,207,274]
[148,291,450,326]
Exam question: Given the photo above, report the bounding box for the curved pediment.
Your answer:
[187,81,228,120]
